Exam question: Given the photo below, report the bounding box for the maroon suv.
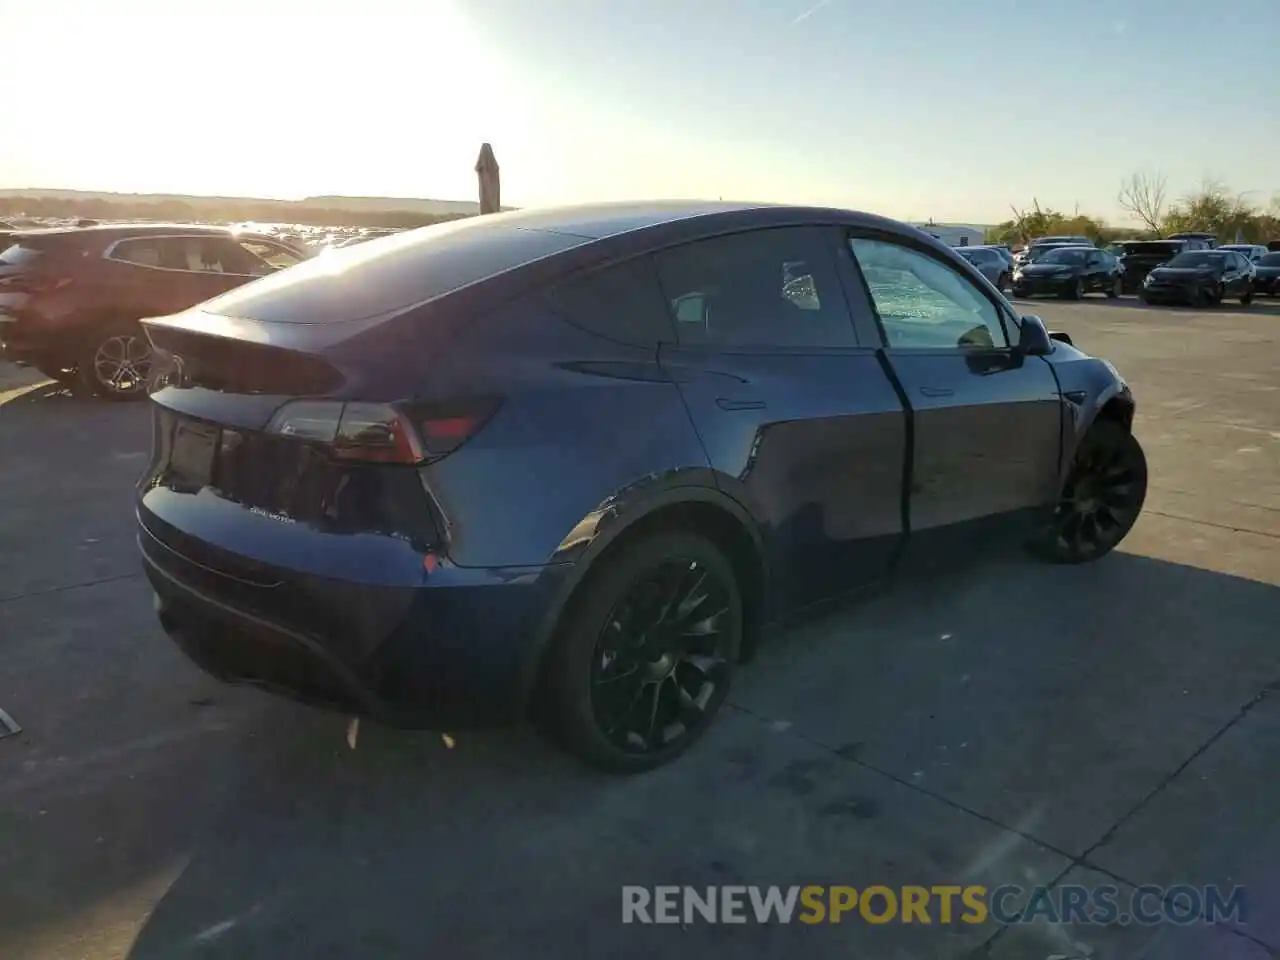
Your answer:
[0,224,311,399]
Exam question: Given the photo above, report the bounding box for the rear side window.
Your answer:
[652,227,855,349]
[546,258,675,346]
[110,238,186,269]
[110,236,263,274]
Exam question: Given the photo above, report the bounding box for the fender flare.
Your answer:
[514,483,767,711]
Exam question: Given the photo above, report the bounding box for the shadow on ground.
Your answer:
[0,551,1253,959]
[1010,295,1280,316]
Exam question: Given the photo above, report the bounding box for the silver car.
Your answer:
[955,245,1012,290]
[1219,243,1268,263]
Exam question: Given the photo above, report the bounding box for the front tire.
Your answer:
[1067,278,1085,300]
[1107,276,1121,299]
[1028,420,1147,564]
[997,272,1010,292]
[1241,286,1254,305]
[543,531,743,773]
[79,323,153,401]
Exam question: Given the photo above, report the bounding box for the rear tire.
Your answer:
[79,323,153,401]
[1028,420,1147,564]
[542,531,742,773]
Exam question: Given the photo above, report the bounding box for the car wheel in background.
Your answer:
[998,272,1010,292]
[1240,285,1253,305]
[1067,278,1085,300]
[542,530,743,772]
[1107,276,1121,298]
[1028,419,1148,564]
[79,323,154,401]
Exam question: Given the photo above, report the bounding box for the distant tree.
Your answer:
[1117,172,1168,234]
[1162,179,1258,241]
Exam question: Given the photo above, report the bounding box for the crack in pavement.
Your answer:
[731,672,1280,954]
[0,571,144,606]
[1144,509,1280,540]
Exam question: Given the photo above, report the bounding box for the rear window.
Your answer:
[200,217,592,323]
[1125,242,1183,257]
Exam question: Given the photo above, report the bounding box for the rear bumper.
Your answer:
[139,509,571,728]
[0,310,76,367]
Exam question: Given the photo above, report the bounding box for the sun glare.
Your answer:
[0,0,526,200]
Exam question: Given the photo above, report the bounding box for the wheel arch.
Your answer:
[517,486,768,714]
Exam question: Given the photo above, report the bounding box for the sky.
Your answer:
[1,0,1277,225]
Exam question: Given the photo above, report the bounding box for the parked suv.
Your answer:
[1118,239,1191,294]
[136,202,1146,771]
[0,224,310,398]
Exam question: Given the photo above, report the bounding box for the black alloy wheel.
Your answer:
[1240,284,1254,306]
[1068,277,1085,300]
[545,531,742,772]
[1107,275,1122,298]
[1030,420,1148,564]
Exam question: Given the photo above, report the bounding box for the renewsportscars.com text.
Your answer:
[621,884,1247,926]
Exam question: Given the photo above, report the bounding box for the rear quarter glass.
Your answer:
[544,257,677,346]
[198,219,592,324]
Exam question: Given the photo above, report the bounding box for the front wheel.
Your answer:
[997,272,1010,292]
[1107,276,1121,299]
[1241,286,1254,306]
[79,324,153,401]
[1028,420,1148,564]
[1067,278,1085,300]
[542,531,743,772]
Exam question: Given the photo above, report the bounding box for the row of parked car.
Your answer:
[952,233,1280,306]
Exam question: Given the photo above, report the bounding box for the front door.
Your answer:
[653,226,907,616]
[844,234,1064,567]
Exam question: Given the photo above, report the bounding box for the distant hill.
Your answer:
[0,188,513,228]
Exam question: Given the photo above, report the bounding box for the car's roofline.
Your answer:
[11,222,237,239]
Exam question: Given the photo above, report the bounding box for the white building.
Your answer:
[913,222,989,247]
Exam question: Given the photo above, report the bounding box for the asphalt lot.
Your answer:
[1,296,1278,959]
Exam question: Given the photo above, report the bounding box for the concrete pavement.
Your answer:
[1,297,1278,959]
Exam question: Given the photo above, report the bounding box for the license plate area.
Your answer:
[167,419,220,490]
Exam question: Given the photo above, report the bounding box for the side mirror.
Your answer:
[1016,314,1054,356]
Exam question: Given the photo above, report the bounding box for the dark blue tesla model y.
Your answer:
[137,201,1147,771]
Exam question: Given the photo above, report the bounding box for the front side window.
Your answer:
[652,227,855,349]
[238,238,305,274]
[848,237,1008,351]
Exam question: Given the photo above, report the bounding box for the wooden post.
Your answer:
[475,143,500,215]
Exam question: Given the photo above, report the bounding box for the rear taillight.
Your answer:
[1,274,72,295]
[265,397,500,465]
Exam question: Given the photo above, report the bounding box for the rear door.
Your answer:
[843,232,1064,567]
[653,226,907,615]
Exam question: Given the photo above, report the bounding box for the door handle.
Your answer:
[918,386,954,398]
[715,398,766,411]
